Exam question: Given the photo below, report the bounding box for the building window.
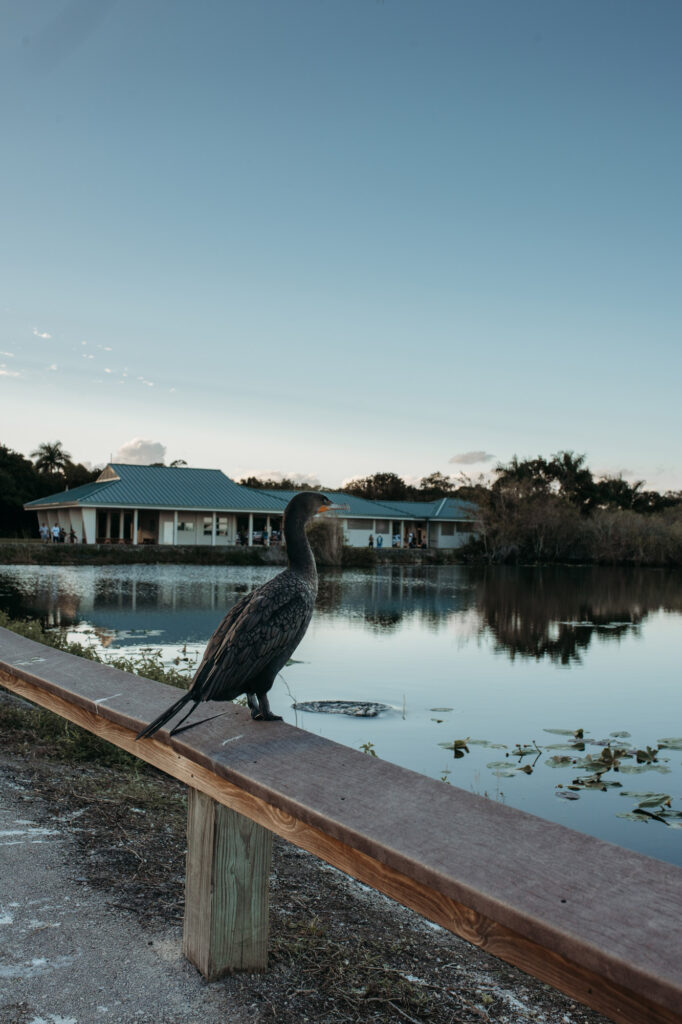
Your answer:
[203,516,213,536]
[375,520,389,534]
[177,521,195,532]
[349,518,373,531]
[440,522,455,536]
[217,516,229,536]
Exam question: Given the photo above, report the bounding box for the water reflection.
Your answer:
[1,562,681,864]
[1,564,681,665]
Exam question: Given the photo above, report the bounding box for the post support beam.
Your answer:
[183,787,272,979]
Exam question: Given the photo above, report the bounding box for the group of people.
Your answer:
[40,522,77,544]
[369,531,424,549]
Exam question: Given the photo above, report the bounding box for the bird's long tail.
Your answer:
[136,690,198,740]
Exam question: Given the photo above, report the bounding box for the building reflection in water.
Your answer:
[1,564,681,666]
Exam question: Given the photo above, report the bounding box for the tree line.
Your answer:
[0,441,100,536]
[3,442,682,564]
[244,452,682,565]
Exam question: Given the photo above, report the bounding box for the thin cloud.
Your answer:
[0,364,20,377]
[114,438,167,465]
[48,364,58,371]
[0,350,14,357]
[449,451,496,465]
[33,328,52,339]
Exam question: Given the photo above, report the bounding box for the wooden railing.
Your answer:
[1,625,680,1024]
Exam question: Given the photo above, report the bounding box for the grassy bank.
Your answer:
[0,538,470,568]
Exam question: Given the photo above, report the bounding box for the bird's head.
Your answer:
[284,491,346,523]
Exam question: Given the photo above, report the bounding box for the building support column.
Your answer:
[248,513,254,547]
[211,512,217,547]
[133,509,139,545]
[105,512,111,541]
[173,510,178,546]
[119,512,125,542]
[399,520,405,547]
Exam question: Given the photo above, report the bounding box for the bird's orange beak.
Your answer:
[317,502,348,514]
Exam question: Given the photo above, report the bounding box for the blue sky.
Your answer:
[1,0,680,489]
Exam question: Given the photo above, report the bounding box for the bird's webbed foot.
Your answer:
[248,692,282,722]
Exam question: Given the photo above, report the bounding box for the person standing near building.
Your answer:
[51,523,60,543]
[39,523,49,543]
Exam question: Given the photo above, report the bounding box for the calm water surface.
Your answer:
[1,563,681,865]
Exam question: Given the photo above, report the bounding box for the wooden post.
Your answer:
[183,787,273,979]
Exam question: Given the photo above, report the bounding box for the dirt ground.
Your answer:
[0,688,610,1024]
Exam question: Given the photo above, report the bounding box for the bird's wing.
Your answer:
[191,574,313,701]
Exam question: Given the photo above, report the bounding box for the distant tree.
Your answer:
[170,459,188,467]
[343,472,410,502]
[63,460,101,489]
[493,451,599,515]
[30,440,71,476]
[418,471,455,501]
[0,445,43,535]
[239,476,300,490]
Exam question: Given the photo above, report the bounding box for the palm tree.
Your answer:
[30,440,72,476]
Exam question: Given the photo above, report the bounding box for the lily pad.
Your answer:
[610,731,631,738]
[292,700,392,717]
[618,764,672,775]
[658,737,682,750]
[545,755,574,767]
[556,790,580,800]
[619,791,672,801]
[467,739,508,749]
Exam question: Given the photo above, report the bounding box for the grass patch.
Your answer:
[0,609,194,767]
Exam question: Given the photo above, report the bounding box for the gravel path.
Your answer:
[0,780,256,1024]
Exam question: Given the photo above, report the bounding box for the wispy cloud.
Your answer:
[48,363,58,371]
[0,364,20,377]
[114,438,167,465]
[33,328,52,339]
[137,376,154,387]
[449,451,496,465]
[0,350,14,357]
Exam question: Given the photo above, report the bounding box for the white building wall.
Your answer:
[342,518,395,547]
[436,522,478,549]
[81,508,96,544]
[158,510,237,545]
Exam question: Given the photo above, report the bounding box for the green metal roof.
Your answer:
[25,466,479,521]
[261,490,478,521]
[260,488,400,519]
[25,464,286,513]
[379,498,479,521]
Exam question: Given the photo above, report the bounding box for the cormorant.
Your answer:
[136,491,334,740]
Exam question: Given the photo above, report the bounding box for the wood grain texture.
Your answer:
[1,627,681,1024]
[184,788,272,978]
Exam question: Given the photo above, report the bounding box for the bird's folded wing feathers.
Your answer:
[193,577,312,701]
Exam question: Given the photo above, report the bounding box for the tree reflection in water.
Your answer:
[2,563,682,668]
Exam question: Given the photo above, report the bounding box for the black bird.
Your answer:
[136,491,335,740]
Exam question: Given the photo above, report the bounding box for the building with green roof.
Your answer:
[25,464,479,549]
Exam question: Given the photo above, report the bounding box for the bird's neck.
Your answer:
[284,509,317,578]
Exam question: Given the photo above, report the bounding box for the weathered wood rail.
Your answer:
[1,625,680,1024]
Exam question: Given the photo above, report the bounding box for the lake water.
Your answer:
[1,562,681,865]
